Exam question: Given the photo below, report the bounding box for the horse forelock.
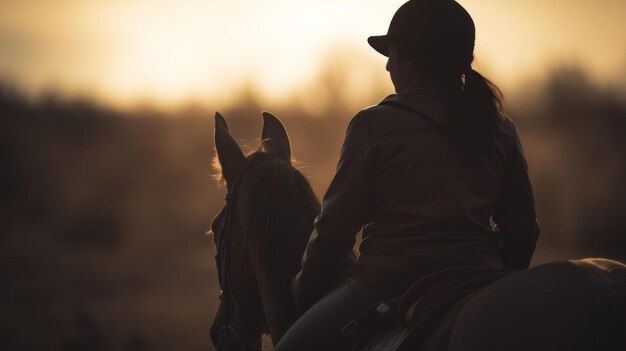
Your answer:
[211,141,262,188]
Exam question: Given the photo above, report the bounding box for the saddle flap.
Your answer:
[397,267,511,325]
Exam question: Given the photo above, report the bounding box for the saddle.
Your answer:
[341,266,512,351]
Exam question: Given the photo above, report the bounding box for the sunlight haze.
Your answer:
[1,0,625,107]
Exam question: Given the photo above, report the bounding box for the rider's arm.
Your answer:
[292,112,373,311]
[493,120,540,270]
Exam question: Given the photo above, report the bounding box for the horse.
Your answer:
[209,111,626,351]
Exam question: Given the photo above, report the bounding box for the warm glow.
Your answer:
[1,0,625,107]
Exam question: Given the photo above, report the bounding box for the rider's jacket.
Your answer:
[292,93,540,311]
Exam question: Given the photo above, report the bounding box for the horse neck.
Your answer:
[255,271,299,344]
[261,280,297,344]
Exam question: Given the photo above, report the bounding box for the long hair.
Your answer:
[456,64,504,151]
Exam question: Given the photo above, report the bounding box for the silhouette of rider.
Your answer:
[275,1,540,349]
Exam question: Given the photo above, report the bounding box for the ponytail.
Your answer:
[451,68,504,152]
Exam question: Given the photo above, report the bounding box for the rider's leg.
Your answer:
[274,276,408,351]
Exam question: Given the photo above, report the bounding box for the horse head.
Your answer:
[210,112,320,350]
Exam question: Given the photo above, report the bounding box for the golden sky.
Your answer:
[1,0,625,107]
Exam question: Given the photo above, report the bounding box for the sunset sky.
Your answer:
[1,0,625,107]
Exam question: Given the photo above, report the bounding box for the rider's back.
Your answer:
[315,92,539,286]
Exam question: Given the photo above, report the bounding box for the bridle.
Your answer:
[214,174,246,350]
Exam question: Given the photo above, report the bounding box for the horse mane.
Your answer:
[218,149,320,339]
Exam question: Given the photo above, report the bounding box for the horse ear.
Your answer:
[214,112,246,185]
[261,111,291,163]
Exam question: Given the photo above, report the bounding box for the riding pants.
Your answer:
[273,276,411,351]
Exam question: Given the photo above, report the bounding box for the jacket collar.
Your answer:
[380,93,448,124]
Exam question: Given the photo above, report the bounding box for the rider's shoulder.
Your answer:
[346,104,385,130]
[350,96,399,124]
[496,114,521,144]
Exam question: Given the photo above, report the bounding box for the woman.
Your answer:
[275,0,540,349]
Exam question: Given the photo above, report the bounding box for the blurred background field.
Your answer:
[2,0,626,350]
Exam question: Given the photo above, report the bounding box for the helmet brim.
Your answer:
[367,35,390,57]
